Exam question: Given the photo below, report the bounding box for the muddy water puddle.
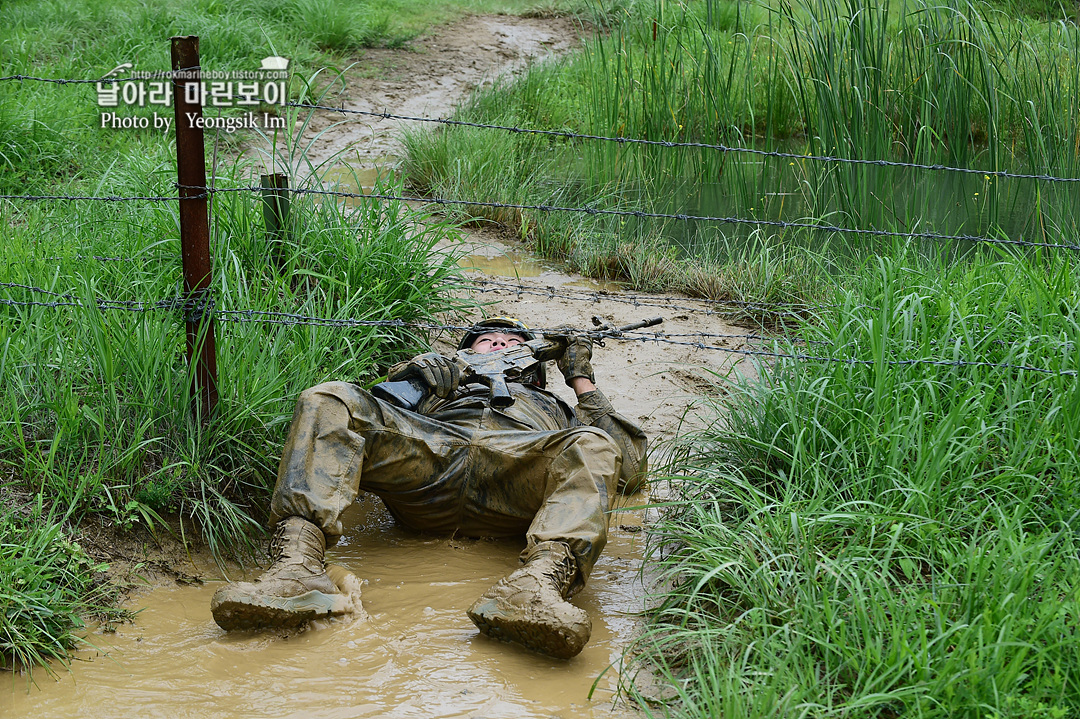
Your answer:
[456,249,627,294]
[457,249,550,278]
[322,164,397,194]
[7,498,652,718]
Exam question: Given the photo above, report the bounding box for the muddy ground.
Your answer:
[68,7,768,621]
[11,14,763,717]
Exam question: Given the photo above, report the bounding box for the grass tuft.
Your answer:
[0,498,127,678]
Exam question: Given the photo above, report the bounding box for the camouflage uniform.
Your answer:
[267,376,646,591]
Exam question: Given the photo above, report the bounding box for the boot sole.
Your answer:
[467,597,590,660]
[211,587,353,632]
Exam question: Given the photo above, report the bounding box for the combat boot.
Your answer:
[467,541,591,659]
[211,516,353,631]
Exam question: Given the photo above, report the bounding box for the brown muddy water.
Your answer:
[6,496,655,718]
[458,247,549,279]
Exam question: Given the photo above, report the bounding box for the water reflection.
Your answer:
[605,143,1080,260]
[457,251,548,278]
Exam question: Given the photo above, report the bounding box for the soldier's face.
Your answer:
[471,331,526,353]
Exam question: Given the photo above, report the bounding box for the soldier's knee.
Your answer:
[569,427,620,457]
[295,381,366,414]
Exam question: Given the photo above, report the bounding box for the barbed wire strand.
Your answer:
[212,311,1080,377]
[193,184,1080,253]
[39,255,141,263]
[0,178,1073,255]
[0,192,203,202]
[4,71,1080,185]
[8,276,1070,350]
[283,100,1080,184]
[1,288,1072,376]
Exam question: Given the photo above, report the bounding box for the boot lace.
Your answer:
[552,556,574,592]
[267,520,291,563]
[541,546,577,596]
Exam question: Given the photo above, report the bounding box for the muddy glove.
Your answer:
[556,333,595,387]
[388,352,461,399]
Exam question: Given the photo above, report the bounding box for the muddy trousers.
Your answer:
[268,382,621,589]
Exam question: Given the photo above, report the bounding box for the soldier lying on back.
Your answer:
[210,317,647,659]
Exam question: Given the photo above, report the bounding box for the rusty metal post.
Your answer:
[261,172,291,269]
[171,35,218,416]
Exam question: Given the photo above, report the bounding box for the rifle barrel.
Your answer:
[614,317,663,334]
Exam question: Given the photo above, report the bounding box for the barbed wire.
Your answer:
[0,281,209,314]
[619,329,831,345]
[0,180,1073,257]
[0,294,184,312]
[5,69,1080,185]
[215,311,1077,376]
[9,177,1067,256]
[0,293,190,313]
[213,309,473,332]
[3,72,1074,376]
[285,101,1080,184]
[0,66,200,85]
[7,275,1069,352]
[1,284,1071,376]
[191,184,1080,253]
[213,308,820,345]
[39,255,141,263]
[0,192,202,202]
[0,281,75,299]
[613,330,1076,376]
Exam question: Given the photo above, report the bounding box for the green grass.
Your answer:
[402,0,1080,310]
[0,119,466,670]
[630,247,1080,717]
[5,0,1080,701]
[0,498,126,677]
[0,131,468,544]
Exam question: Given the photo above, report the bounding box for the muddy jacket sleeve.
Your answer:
[573,389,648,494]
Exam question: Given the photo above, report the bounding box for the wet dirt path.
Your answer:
[252,14,585,177]
[7,15,760,718]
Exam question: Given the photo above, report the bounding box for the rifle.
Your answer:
[372,316,664,410]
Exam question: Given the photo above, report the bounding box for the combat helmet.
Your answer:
[458,316,546,388]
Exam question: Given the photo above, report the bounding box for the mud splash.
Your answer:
[7,498,651,718]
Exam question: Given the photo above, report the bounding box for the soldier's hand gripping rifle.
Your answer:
[372,316,664,411]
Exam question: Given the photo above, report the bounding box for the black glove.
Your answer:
[556,334,595,386]
[388,353,461,399]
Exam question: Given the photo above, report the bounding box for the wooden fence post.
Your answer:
[261,172,291,269]
[171,35,219,416]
